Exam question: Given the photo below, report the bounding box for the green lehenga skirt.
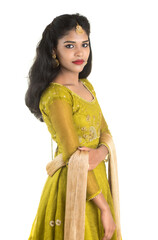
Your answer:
[28,160,117,240]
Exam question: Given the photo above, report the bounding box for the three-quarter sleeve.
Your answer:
[98,112,112,157]
[48,99,79,163]
[39,85,102,201]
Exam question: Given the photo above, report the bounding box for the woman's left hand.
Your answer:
[78,146,100,170]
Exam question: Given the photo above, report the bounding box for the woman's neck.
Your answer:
[53,69,80,86]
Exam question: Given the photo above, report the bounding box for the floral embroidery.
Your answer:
[49,219,61,227]
[89,126,97,141]
[81,126,98,142]
[56,219,61,226]
[86,115,90,121]
[49,220,55,227]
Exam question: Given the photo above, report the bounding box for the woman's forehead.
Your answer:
[59,29,89,43]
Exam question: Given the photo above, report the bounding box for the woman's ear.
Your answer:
[52,49,56,58]
[52,48,59,68]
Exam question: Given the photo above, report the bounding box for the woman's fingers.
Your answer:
[101,209,116,240]
[103,235,110,240]
[104,226,116,240]
[78,146,90,151]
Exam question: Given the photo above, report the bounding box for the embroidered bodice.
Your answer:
[39,78,112,200]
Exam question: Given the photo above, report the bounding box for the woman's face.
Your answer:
[55,29,90,74]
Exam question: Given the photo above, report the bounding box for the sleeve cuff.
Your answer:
[98,143,111,162]
[86,189,102,201]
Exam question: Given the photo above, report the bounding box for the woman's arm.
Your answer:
[92,192,116,240]
[92,192,109,211]
[78,144,109,170]
[96,144,109,162]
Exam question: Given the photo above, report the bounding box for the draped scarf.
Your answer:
[46,133,122,240]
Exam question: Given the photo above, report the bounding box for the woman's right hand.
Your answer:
[101,206,116,240]
[78,146,100,170]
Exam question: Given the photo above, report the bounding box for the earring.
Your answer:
[52,52,59,67]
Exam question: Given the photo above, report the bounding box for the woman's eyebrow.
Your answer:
[63,40,89,43]
[83,40,89,43]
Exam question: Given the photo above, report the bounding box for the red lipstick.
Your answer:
[72,59,84,65]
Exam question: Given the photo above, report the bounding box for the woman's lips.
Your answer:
[72,60,84,65]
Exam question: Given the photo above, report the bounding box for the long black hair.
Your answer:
[25,13,92,122]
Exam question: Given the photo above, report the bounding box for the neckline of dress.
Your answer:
[50,79,96,104]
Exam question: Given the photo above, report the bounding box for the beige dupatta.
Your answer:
[46,133,122,240]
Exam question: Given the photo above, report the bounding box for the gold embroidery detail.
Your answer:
[50,219,61,227]
[49,220,55,227]
[82,126,98,142]
[56,219,61,226]
[89,126,97,140]
[86,115,90,121]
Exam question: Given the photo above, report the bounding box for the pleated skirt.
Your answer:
[28,161,117,240]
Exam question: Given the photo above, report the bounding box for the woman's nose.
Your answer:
[75,47,83,57]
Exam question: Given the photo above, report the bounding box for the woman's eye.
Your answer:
[65,43,89,49]
[82,43,89,48]
[65,44,74,49]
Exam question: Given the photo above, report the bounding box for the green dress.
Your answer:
[28,78,117,240]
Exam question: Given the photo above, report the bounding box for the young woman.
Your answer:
[25,13,122,240]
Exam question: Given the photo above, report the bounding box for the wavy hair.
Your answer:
[25,13,92,121]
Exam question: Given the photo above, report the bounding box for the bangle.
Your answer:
[104,153,109,162]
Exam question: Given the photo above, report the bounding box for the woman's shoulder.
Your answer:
[39,82,73,110]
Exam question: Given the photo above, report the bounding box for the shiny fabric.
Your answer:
[103,134,122,240]
[28,78,118,240]
[64,149,89,240]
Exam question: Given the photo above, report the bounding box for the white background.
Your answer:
[0,0,158,239]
